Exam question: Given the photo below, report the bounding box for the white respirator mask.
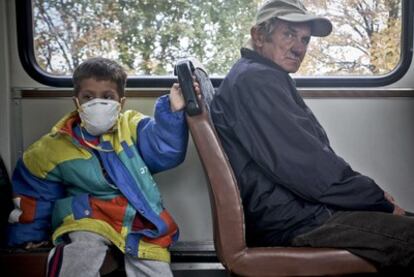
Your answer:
[77,98,121,136]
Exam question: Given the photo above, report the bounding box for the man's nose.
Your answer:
[291,40,307,57]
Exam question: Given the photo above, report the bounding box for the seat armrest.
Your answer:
[229,247,377,277]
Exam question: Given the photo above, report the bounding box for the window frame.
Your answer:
[16,0,414,88]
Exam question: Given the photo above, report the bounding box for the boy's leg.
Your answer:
[47,231,111,277]
[124,255,173,277]
[291,211,414,273]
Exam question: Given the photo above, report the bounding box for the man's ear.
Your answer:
[250,27,265,48]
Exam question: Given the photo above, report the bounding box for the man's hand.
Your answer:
[384,191,396,204]
[393,204,406,216]
[385,191,406,215]
[25,241,50,250]
[169,81,200,112]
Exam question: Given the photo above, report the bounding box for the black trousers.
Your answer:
[291,211,414,275]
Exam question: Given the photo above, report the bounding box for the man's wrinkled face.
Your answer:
[253,20,311,73]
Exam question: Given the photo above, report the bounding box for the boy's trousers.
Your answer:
[47,231,173,277]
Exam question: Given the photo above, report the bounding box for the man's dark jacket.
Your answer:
[210,48,394,246]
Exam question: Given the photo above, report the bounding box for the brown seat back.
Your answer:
[186,67,246,267]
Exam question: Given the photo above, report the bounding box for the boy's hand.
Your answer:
[169,81,200,112]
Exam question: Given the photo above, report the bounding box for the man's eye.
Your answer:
[285,32,294,39]
[302,37,310,45]
[105,95,114,99]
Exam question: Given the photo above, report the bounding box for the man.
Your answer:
[211,0,414,273]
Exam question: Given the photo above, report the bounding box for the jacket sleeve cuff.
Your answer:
[155,95,185,123]
[381,200,395,213]
[7,222,49,246]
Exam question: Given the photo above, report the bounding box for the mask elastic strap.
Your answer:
[74,97,83,112]
[79,127,114,152]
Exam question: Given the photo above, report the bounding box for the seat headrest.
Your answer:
[175,58,216,114]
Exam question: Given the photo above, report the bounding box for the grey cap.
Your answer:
[255,0,332,37]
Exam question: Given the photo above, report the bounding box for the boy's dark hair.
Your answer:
[73,57,127,97]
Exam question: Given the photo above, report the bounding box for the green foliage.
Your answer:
[34,0,258,76]
[33,0,401,77]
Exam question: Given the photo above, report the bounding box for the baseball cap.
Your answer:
[255,0,332,37]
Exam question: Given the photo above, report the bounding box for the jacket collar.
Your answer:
[240,47,289,75]
[51,111,79,137]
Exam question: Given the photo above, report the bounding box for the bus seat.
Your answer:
[0,155,121,276]
[0,247,121,277]
[180,59,379,277]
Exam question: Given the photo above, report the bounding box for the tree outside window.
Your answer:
[33,0,402,77]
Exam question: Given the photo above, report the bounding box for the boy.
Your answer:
[7,57,197,276]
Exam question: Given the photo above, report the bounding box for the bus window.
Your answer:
[299,0,403,76]
[31,0,258,77]
[17,0,413,87]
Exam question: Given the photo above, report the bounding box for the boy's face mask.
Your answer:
[76,98,121,136]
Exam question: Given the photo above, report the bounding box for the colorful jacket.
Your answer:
[8,95,188,262]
